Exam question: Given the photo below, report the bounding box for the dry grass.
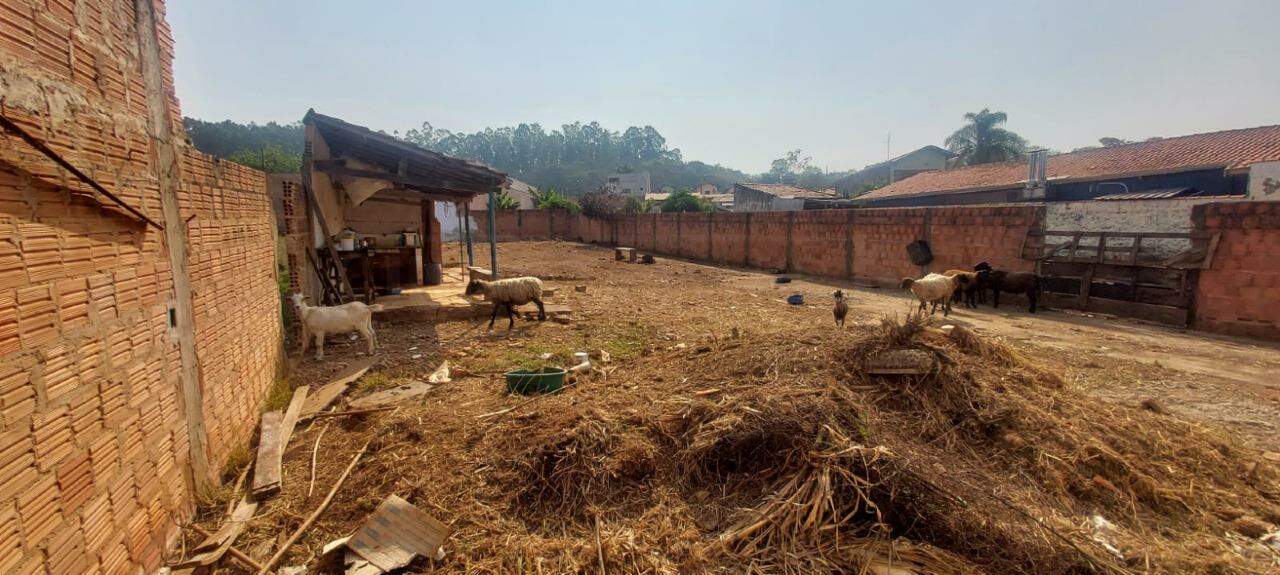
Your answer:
[179,244,1280,574]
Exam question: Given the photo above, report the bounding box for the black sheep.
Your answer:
[974,262,1040,313]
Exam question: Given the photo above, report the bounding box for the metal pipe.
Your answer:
[487,189,499,279]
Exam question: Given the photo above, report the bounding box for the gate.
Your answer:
[1023,230,1220,325]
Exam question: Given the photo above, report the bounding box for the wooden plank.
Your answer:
[311,160,482,197]
[251,412,283,495]
[348,381,434,410]
[346,495,450,572]
[279,386,310,454]
[1077,265,1095,308]
[302,358,376,416]
[170,498,259,569]
[1200,232,1221,270]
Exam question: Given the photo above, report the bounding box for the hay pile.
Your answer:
[199,313,1280,574]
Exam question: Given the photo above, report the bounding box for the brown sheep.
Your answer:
[943,269,983,309]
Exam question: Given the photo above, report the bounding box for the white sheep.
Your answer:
[464,277,546,330]
[898,273,963,316]
[290,293,383,360]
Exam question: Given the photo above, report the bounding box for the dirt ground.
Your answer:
[439,241,1279,451]
[189,240,1280,573]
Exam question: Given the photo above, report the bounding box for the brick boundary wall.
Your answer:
[474,206,1040,286]
[1,1,281,573]
[476,203,1280,340]
[1191,201,1280,339]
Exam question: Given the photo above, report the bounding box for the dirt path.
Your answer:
[446,241,1280,450]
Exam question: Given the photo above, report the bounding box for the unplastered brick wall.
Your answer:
[1192,201,1280,339]
[0,1,280,573]
[474,205,1042,286]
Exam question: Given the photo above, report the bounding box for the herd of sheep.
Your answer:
[288,259,1041,362]
[896,262,1040,318]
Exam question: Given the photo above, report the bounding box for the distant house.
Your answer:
[834,145,956,197]
[730,183,839,212]
[694,183,719,195]
[604,172,652,197]
[858,125,1280,207]
[468,177,535,211]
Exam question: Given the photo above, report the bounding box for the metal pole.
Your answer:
[464,202,474,267]
[487,189,499,279]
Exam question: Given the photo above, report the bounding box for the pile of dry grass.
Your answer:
[473,316,1279,574]
[195,314,1279,574]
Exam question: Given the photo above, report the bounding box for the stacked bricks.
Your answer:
[0,1,280,573]
[1192,201,1280,339]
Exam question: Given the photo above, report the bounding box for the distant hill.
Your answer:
[182,117,749,194]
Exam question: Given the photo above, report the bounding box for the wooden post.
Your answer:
[136,0,209,487]
[463,202,474,267]
[487,189,499,279]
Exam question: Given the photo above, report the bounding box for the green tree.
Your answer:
[492,190,521,210]
[530,188,579,212]
[660,190,712,213]
[622,196,650,214]
[944,109,1029,166]
[226,144,302,173]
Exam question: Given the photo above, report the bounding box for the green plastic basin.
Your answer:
[505,366,567,395]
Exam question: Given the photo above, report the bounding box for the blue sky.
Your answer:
[169,0,1279,174]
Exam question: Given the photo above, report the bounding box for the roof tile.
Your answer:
[862,124,1280,201]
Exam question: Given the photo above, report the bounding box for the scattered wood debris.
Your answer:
[350,381,434,410]
[251,411,283,495]
[326,494,450,574]
[170,498,258,571]
[302,357,376,417]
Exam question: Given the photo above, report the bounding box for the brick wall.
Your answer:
[474,205,1039,286]
[1192,201,1280,339]
[0,1,280,573]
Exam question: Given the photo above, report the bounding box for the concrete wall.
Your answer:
[1046,198,1244,258]
[0,2,280,573]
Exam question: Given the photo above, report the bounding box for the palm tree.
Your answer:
[944,109,1029,166]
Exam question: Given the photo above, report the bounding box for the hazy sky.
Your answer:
[169,0,1279,174]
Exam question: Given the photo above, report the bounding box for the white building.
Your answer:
[604,172,652,197]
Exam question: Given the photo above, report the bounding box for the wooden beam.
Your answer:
[312,160,485,197]
[300,158,355,302]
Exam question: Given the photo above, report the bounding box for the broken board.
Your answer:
[302,357,375,416]
[519,304,572,319]
[346,494,450,572]
[279,385,310,452]
[348,381,434,410]
[170,498,258,570]
[251,411,283,495]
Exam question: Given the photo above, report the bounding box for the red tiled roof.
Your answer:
[861,125,1280,201]
[736,183,837,199]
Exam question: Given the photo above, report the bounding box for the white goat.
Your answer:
[899,273,963,317]
[464,277,545,330]
[291,293,383,360]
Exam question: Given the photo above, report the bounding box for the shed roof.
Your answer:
[734,183,837,199]
[861,124,1280,202]
[305,110,507,199]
